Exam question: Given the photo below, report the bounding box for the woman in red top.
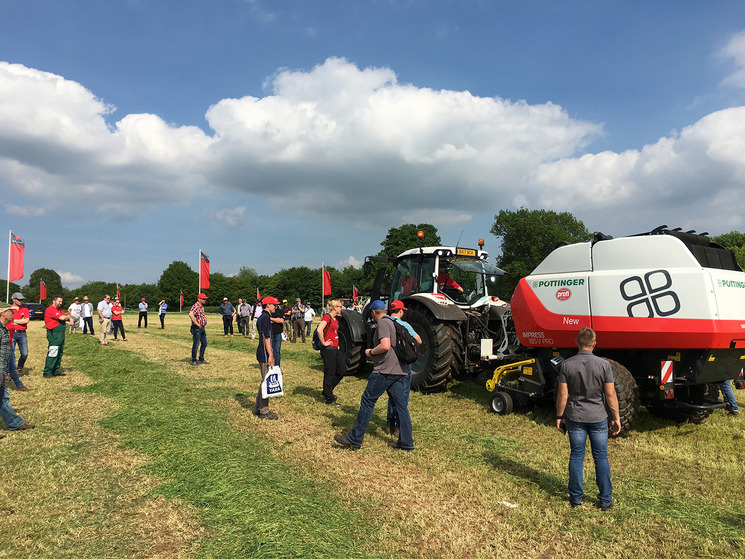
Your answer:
[316,299,346,405]
[111,299,127,341]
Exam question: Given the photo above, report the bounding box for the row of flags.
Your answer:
[6,237,356,305]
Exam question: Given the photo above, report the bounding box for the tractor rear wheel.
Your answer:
[406,306,458,393]
[606,359,640,435]
[338,315,362,375]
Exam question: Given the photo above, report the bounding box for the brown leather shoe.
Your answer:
[13,386,30,392]
[16,423,35,430]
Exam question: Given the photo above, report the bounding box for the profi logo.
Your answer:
[556,288,571,301]
[620,270,681,318]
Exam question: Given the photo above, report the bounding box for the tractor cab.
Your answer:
[388,246,503,308]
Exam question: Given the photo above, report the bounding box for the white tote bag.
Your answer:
[261,366,284,398]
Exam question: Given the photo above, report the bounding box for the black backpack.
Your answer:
[312,314,330,350]
[385,316,419,364]
[312,329,323,350]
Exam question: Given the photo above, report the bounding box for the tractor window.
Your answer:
[439,258,495,304]
[390,259,419,301]
[419,258,436,293]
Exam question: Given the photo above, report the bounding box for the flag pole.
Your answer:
[198,249,201,297]
[6,230,11,304]
[321,262,325,311]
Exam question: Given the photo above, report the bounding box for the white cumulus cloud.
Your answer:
[720,30,745,88]
[1,54,745,237]
[529,106,745,234]
[59,271,85,288]
[337,256,362,269]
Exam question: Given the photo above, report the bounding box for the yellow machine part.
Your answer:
[485,358,536,392]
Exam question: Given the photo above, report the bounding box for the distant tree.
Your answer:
[491,208,590,296]
[1,280,22,302]
[77,281,117,306]
[333,265,365,303]
[207,272,234,304]
[273,266,317,304]
[712,231,745,269]
[120,283,158,309]
[233,266,259,302]
[378,223,441,258]
[26,268,64,302]
[157,261,198,309]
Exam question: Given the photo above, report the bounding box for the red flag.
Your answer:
[353,285,358,301]
[323,268,331,296]
[200,251,210,289]
[180,290,184,306]
[8,232,24,282]
[116,284,120,300]
[40,280,46,301]
[256,287,261,301]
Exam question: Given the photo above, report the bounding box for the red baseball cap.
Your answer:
[197,293,208,299]
[390,300,407,311]
[262,296,280,305]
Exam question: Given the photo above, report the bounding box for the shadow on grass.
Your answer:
[481,444,567,499]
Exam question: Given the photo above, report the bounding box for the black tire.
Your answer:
[447,322,464,375]
[606,359,640,435]
[490,392,513,415]
[406,306,459,392]
[338,316,362,375]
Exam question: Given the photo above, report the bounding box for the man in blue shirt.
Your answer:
[386,300,422,437]
[255,296,279,420]
[138,298,148,328]
[219,297,236,336]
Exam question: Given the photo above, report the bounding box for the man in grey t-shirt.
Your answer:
[334,300,413,451]
[556,327,621,510]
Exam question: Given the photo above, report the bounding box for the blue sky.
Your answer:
[2,0,745,289]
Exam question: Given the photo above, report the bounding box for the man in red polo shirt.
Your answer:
[43,296,71,378]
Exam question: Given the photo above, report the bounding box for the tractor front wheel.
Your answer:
[338,315,362,375]
[406,306,458,393]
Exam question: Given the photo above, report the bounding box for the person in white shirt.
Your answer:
[67,297,82,334]
[81,296,95,335]
[304,303,316,338]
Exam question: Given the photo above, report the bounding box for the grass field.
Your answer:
[1,312,744,558]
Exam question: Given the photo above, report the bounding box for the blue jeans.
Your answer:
[190,325,207,361]
[387,364,411,430]
[82,316,95,335]
[7,341,24,388]
[567,418,612,506]
[0,375,25,430]
[112,321,125,340]
[720,380,739,413]
[271,333,283,366]
[347,372,414,449]
[13,331,28,369]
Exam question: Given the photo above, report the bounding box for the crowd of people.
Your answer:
[2,291,740,510]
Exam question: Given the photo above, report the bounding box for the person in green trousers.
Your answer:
[43,296,71,378]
